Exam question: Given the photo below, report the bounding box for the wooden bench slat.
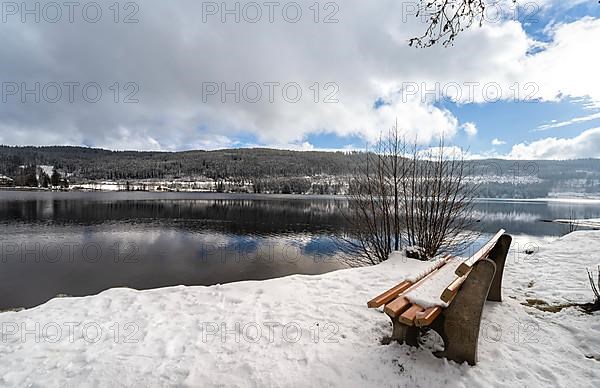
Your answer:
[440,269,472,303]
[413,271,465,327]
[455,229,505,277]
[415,286,462,327]
[367,281,411,308]
[398,304,424,326]
[383,297,411,317]
[415,307,442,327]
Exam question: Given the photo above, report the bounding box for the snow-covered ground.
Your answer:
[0,232,599,387]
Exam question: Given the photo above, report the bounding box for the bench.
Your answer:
[367,230,512,365]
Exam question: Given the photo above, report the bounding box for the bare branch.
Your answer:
[409,0,517,48]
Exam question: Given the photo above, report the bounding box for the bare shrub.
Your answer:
[401,140,479,258]
[342,126,478,263]
[586,266,600,312]
[567,208,580,233]
[341,129,404,265]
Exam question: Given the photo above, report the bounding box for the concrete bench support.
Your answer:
[430,258,496,365]
[487,234,512,302]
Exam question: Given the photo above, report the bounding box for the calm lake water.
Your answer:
[2,190,600,309]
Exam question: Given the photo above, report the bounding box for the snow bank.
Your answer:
[0,232,599,387]
[508,231,600,305]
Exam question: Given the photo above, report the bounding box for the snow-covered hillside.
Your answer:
[0,233,598,387]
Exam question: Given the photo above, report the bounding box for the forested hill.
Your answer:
[0,146,365,180]
[1,145,600,197]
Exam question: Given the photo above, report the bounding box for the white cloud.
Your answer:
[520,17,600,105]
[416,146,462,160]
[492,138,507,145]
[508,127,600,159]
[535,111,600,131]
[0,1,598,153]
[416,145,502,160]
[462,122,478,137]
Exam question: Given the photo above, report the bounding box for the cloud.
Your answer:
[508,127,600,159]
[416,145,502,161]
[462,122,478,137]
[416,146,465,160]
[535,111,600,131]
[0,0,470,150]
[521,17,600,105]
[0,1,597,153]
[492,138,507,145]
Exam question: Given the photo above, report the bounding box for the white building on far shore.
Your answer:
[0,175,14,187]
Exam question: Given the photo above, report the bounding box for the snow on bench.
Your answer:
[367,254,451,308]
[404,258,464,308]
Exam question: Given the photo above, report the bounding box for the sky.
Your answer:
[0,0,599,159]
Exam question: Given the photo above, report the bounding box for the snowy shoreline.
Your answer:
[0,232,599,387]
[5,187,600,205]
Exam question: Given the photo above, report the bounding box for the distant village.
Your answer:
[1,162,599,199]
[0,164,348,194]
[0,165,69,189]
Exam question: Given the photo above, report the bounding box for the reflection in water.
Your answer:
[472,199,600,236]
[0,193,350,309]
[2,192,600,309]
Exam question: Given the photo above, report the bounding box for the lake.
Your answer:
[2,191,600,310]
